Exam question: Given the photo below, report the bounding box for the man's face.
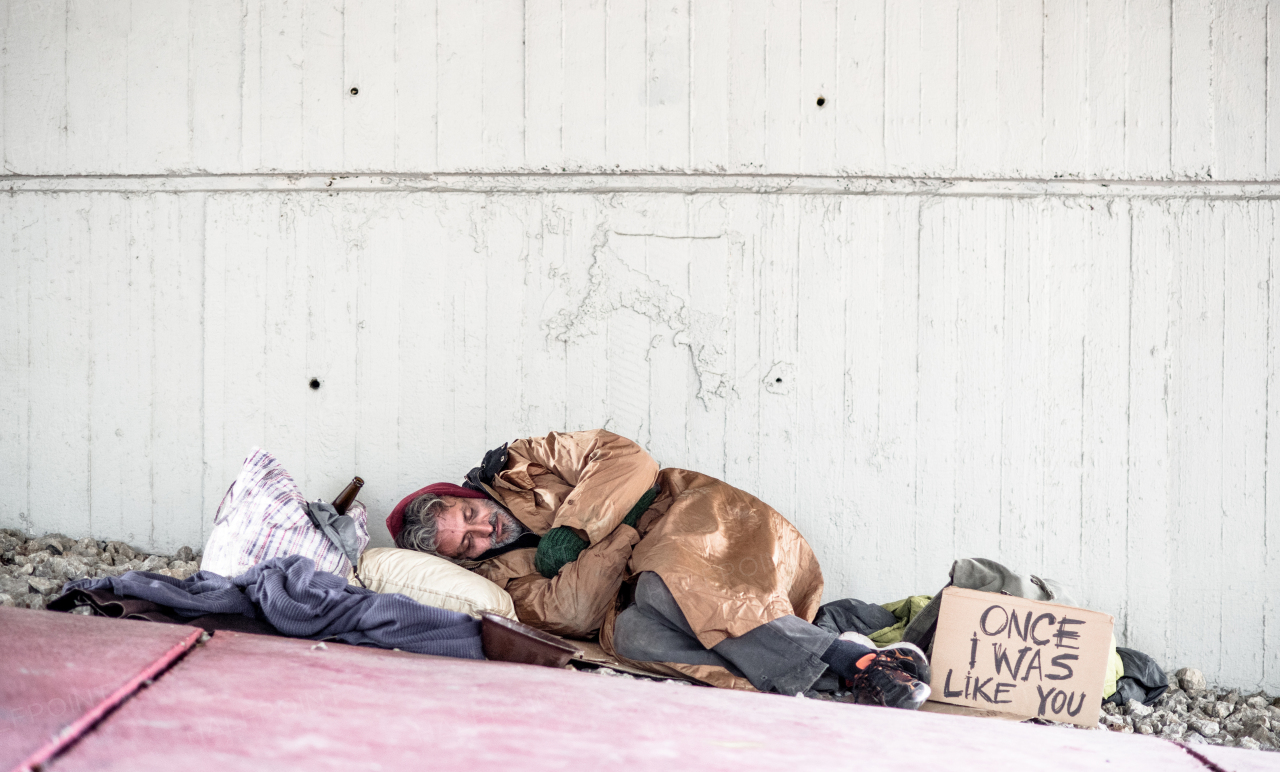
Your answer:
[432,496,519,559]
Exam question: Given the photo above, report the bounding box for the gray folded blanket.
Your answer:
[63,554,483,660]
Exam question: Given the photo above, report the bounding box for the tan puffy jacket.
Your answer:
[471,429,824,689]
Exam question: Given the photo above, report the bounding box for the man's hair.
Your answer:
[395,493,447,556]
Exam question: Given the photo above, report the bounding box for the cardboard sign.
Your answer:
[927,587,1113,727]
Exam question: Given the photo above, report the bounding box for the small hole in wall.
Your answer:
[350,87,359,96]
[309,378,321,390]
[775,377,783,383]
[816,96,826,107]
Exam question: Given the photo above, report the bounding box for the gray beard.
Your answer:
[487,506,528,549]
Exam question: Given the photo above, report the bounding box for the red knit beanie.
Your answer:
[386,483,488,542]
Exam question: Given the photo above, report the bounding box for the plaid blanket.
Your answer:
[201,448,370,579]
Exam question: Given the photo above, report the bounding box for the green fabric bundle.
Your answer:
[868,595,934,646]
[534,486,659,578]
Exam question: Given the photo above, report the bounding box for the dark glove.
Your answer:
[463,443,509,492]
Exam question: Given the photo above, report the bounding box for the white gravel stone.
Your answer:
[1165,720,1188,738]
[1190,720,1220,737]
[1243,714,1271,732]
[1248,726,1276,747]
[137,555,168,572]
[1177,668,1208,692]
[26,576,62,595]
[1208,701,1235,719]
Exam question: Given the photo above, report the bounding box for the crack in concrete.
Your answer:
[543,229,729,405]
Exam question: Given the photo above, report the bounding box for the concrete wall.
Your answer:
[2,0,1278,691]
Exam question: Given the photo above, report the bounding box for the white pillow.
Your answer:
[355,547,517,620]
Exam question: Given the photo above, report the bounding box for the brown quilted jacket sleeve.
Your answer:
[502,524,640,638]
[510,429,659,545]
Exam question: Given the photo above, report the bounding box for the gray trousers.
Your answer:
[613,572,837,695]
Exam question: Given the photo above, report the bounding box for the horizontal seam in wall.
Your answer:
[3,173,1280,198]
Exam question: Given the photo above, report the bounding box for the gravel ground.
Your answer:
[0,528,201,610]
[3,528,1276,752]
[1097,670,1280,752]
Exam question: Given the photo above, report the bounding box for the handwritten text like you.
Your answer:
[941,603,1090,719]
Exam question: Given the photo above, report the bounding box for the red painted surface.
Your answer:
[0,607,201,772]
[50,628,1215,772]
[1183,742,1280,771]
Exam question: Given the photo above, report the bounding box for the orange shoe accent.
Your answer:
[855,653,876,670]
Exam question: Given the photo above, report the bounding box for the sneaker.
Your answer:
[877,641,931,684]
[851,653,931,710]
[836,634,932,685]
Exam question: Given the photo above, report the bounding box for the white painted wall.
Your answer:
[2,1,1278,692]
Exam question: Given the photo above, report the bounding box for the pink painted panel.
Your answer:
[50,630,1210,772]
[0,607,201,772]
[1184,742,1280,771]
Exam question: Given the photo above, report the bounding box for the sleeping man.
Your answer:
[386,429,930,707]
